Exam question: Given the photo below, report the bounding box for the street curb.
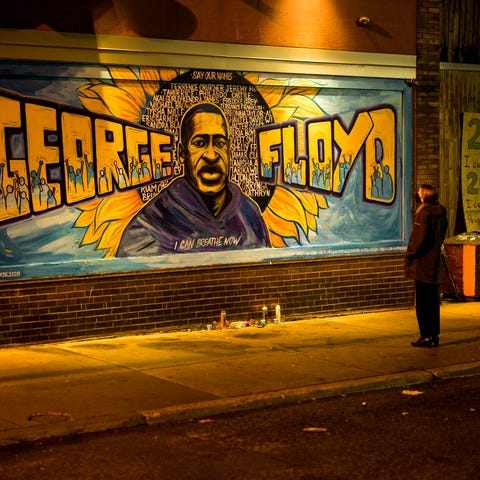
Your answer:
[428,361,480,380]
[141,370,434,425]
[0,412,146,449]
[2,364,479,449]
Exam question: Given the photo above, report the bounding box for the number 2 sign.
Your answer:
[461,112,480,232]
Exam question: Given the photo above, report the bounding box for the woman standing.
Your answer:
[405,184,448,347]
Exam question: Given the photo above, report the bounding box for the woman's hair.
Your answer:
[420,184,438,203]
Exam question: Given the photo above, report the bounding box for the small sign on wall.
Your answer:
[461,112,480,232]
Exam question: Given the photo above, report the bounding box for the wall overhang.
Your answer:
[0,29,416,79]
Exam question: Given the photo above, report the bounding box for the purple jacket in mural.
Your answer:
[116,177,270,257]
[405,201,448,285]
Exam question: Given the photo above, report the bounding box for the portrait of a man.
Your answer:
[116,102,271,256]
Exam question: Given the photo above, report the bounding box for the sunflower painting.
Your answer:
[73,67,330,257]
[0,61,409,279]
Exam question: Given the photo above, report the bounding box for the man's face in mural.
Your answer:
[180,111,230,196]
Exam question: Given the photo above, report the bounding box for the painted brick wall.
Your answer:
[0,254,413,346]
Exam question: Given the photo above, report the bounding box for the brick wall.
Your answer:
[0,254,413,346]
[415,0,441,188]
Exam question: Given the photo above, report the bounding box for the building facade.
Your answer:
[0,1,476,345]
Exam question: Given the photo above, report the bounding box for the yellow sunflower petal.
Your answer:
[82,221,108,245]
[107,67,139,87]
[78,198,102,210]
[267,229,288,248]
[105,66,147,110]
[292,192,318,233]
[267,186,308,234]
[96,220,126,252]
[77,86,113,116]
[270,106,299,123]
[140,68,162,96]
[276,94,325,120]
[256,84,287,109]
[113,81,146,110]
[94,191,139,222]
[74,199,104,224]
[160,68,181,82]
[244,72,260,86]
[268,186,305,221]
[74,202,101,228]
[108,66,139,82]
[295,191,320,215]
[315,194,329,210]
[294,191,329,233]
[109,66,146,97]
[284,86,320,98]
[306,211,317,232]
[85,84,142,122]
[75,191,144,255]
[263,207,300,239]
[78,82,104,98]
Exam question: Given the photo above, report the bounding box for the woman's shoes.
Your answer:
[411,337,430,347]
[411,336,439,348]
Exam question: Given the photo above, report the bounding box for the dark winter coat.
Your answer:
[405,201,448,285]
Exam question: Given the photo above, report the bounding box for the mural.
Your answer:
[0,61,412,279]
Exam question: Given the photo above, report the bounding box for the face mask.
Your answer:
[415,192,421,203]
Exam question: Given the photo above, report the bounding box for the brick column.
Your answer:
[415,0,441,189]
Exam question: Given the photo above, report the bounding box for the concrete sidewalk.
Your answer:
[1,301,479,448]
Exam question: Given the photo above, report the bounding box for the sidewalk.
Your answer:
[1,301,479,448]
